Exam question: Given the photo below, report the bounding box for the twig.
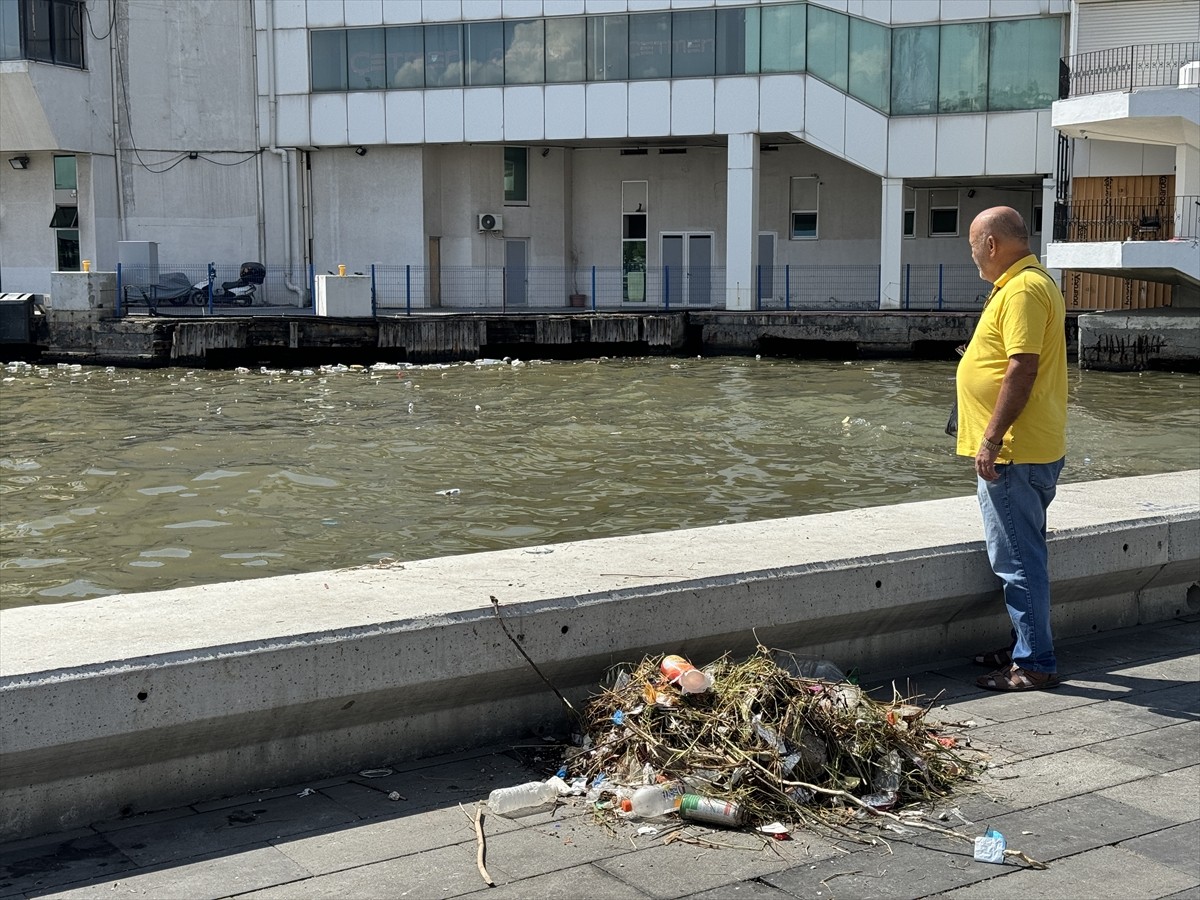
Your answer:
[474,804,494,887]
[489,594,581,726]
[719,734,1048,870]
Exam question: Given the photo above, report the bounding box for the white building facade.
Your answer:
[1,0,1073,310]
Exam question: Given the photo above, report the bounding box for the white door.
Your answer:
[660,232,714,307]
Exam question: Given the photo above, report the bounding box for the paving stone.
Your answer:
[342,753,543,814]
[482,861,653,899]
[270,802,514,875]
[981,746,1157,810]
[191,777,352,813]
[593,827,838,899]
[1161,887,1200,900]
[759,831,1006,898]
[1086,721,1200,774]
[474,815,633,881]
[1108,655,1200,684]
[1119,821,1200,882]
[0,832,137,897]
[238,843,492,899]
[683,878,798,900]
[1138,682,1200,716]
[943,845,1198,899]
[967,709,1115,760]
[42,846,311,900]
[102,792,360,867]
[1097,766,1200,823]
[89,806,201,835]
[983,793,1175,863]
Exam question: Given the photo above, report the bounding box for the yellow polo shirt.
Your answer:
[956,255,1067,464]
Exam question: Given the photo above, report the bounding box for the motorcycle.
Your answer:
[190,262,266,307]
[126,271,195,311]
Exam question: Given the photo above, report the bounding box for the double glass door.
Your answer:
[661,233,713,307]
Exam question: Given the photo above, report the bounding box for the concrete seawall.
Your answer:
[1,470,1197,841]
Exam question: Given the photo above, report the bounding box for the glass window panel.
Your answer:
[347,28,386,90]
[50,205,78,227]
[938,22,987,113]
[53,155,76,190]
[23,0,51,61]
[671,10,714,78]
[848,17,889,111]
[988,18,1061,110]
[51,0,82,67]
[791,212,817,239]
[716,7,757,76]
[387,26,424,88]
[57,229,80,270]
[930,208,958,235]
[807,6,848,91]
[629,12,669,80]
[0,0,20,60]
[466,21,503,85]
[505,19,544,84]
[903,209,916,237]
[310,30,347,92]
[891,26,938,115]
[587,15,627,81]
[425,23,463,87]
[760,3,804,73]
[546,17,584,83]
[790,177,819,239]
[504,147,528,203]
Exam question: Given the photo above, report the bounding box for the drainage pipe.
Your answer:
[265,0,302,301]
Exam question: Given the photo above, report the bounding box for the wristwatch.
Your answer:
[980,437,1003,453]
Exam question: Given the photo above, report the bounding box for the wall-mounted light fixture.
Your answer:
[966,188,977,198]
[540,147,550,157]
[354,146,367,156]
[9,156,30,170]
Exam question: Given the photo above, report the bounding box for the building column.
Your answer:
[879,177,904,310]
[724,133,759,310]
[1040,177,1058,275]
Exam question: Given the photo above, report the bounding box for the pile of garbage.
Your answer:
[559,647,979,829]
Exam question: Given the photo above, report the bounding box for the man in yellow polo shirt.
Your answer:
[957,206,1067,691]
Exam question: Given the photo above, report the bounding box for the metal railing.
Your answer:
[901,265,989,311]
[1060,42,1200,98]
[110,261,1005,317]
[1051,196,1199,243]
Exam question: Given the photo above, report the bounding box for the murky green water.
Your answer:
[2,357,1197,608]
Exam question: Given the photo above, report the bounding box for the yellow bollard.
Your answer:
[338,264,346,276]
[82,259,91,272]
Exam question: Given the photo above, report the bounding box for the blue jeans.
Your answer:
[977,458,1065,674]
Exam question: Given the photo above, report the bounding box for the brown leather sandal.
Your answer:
[976,664,1060,692]
[972,647,1013,668]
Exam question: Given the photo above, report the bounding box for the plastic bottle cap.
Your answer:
[620,798,633,812]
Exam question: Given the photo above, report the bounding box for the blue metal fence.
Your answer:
[112,262,991,316]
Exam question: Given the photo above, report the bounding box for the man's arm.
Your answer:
[975,353,1039,482]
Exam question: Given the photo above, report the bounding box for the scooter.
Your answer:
[189,262,266,307]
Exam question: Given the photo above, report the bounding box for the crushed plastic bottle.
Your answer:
[773,653,846,682]
[619,781,686,818]
[487,780,558,815]
[660,655,714,693]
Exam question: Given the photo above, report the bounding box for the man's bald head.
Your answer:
[969,206,1033,281]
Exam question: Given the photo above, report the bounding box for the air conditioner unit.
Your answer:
[477,213,504,232]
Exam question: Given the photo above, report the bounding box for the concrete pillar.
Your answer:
[879,177,904,310]
[1041,177,1060,278]
[724,133,759,310]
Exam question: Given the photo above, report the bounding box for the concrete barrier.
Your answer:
[1,470,1197,840]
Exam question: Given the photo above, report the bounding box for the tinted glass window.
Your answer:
[466,21,503,85]
[988,18,1060,110]
[387,26,424,88]
[0,0,19,60]
[715,7,757,76]
[891,26,938,115]
[629,12,669,80]
[347,28,385,90]
[311,31,348,91]
[546,17,584,83]
[760,3,805,73]
[848,17,889,111]
[505,19,544,84]
[807,6,848,91]
[587,15,627,81]
[939,23,988,112]
[425,24,463,87]
[671,10,714,78]
[53,155,76,189]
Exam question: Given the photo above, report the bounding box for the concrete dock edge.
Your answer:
[1,470,1197,840]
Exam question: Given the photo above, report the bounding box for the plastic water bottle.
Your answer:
[487,780,558,815]
[619,781,685,817]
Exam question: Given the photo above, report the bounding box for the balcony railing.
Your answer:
[1060,42,1200,98]
[1052,196,1200,243]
